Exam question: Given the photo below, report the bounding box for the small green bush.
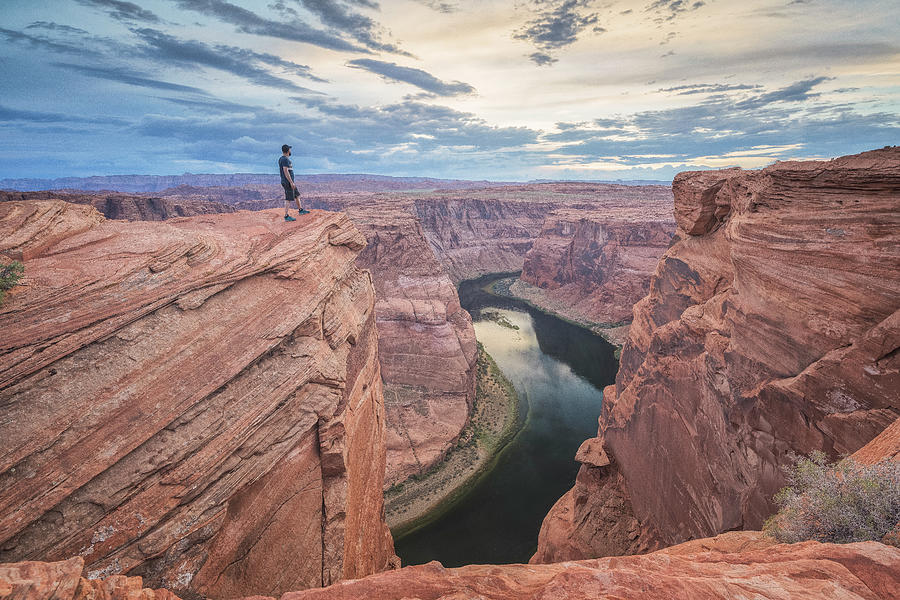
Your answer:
[764,451,900,545]
[0,260,24,303]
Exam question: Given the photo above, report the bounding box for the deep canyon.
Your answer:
[1,148,899,599]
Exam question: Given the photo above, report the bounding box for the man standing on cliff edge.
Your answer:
[279,144,309,221]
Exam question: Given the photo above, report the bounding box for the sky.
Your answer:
[0,0,898,181]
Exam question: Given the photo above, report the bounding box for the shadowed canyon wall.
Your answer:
[533,148,900,562]
[0,201,395,599]
[512,206,674,344]
[337,206,478,487]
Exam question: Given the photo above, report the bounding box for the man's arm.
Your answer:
[282,165,296,188]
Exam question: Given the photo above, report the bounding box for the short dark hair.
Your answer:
[282,144,291,153]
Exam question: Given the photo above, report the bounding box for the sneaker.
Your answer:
[284,214,296,221]
[298,209,311,215]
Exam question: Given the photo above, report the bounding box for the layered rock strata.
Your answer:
[534,148,900,562]
[513,208,674,345]
[0,201,395,598]
[0,190,235,220]
[276,532,899,600]
[342,207,478,487]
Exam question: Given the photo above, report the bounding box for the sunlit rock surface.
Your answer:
[268,532,899,600]
[0,201,395,598]
[534,148,900,562]
[0,557,181,600]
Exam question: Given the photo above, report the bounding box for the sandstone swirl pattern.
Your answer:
[0,201,395,598]
[533,148,900,561]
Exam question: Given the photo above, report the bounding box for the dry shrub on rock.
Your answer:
[765,451,900,546]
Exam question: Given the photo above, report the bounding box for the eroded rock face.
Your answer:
[534,148,900,561]
[411,184,673,283]
[0,190,235,221]
[340,207,478,487]
[516,207,674,333]
[277,533,900,600]
[0,201,395,598]
[0,557,180,600]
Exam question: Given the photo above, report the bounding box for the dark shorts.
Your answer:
[282,183,298,202]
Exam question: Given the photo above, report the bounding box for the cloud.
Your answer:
[735,76,833,109]
[73,0,162,24]
[411,0,458,12]
[347,59,475,96]
[645,0,707,22]
[0,26,102,55]
[542,76,899,169]
[515,1,604,65]
[166,0,368,52]
[290,0,412,56]
[529,52,558,66]
[131,28,325,91]
[51,62,210,94]
[0,104,126,125]
[659,82,763,95]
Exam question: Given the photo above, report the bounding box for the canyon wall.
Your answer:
[0,201,395,598]
[533,148,900,562]
[0,190,235,220]
[411,184,673,282]
[341,206,478,487]
[513,207,674,344]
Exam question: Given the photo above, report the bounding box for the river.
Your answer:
[393,274,619,566]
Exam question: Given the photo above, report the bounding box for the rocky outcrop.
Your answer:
[534,148,900,562]
[0,191,235,220]
[0,557,180,600]
[0,201,395,598]
[273,532,900,600]
[513,206,674,344]
[342,207,478,487]
[852,417,900,465]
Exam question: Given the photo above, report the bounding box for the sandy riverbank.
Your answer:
[491,276,631,349]
[385,344,521,536]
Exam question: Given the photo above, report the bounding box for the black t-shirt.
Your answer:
[278,155,293,186]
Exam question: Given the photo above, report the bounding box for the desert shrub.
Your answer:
[764,451,900,545]
[0,260,24,303]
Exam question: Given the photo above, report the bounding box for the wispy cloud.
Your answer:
[289,0,412,56]
[411,0,458,12]
[51,62,210,94]
[347,59,475,96]
[515,1,604,65]
[735,76,833,109]
[659,82,763,95]
[166,0,368,53]
[645,0,708,22]
[74,0,162,24]
[132,28,324,91]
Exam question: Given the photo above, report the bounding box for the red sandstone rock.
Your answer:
[0,201,395,598]
[0,557,179,600]
[340,207,478,486]
[852,416,900,464]
[515,206,674,332]
[534,148,900,562]
[279,535,900,600]
[0,190,235,221]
